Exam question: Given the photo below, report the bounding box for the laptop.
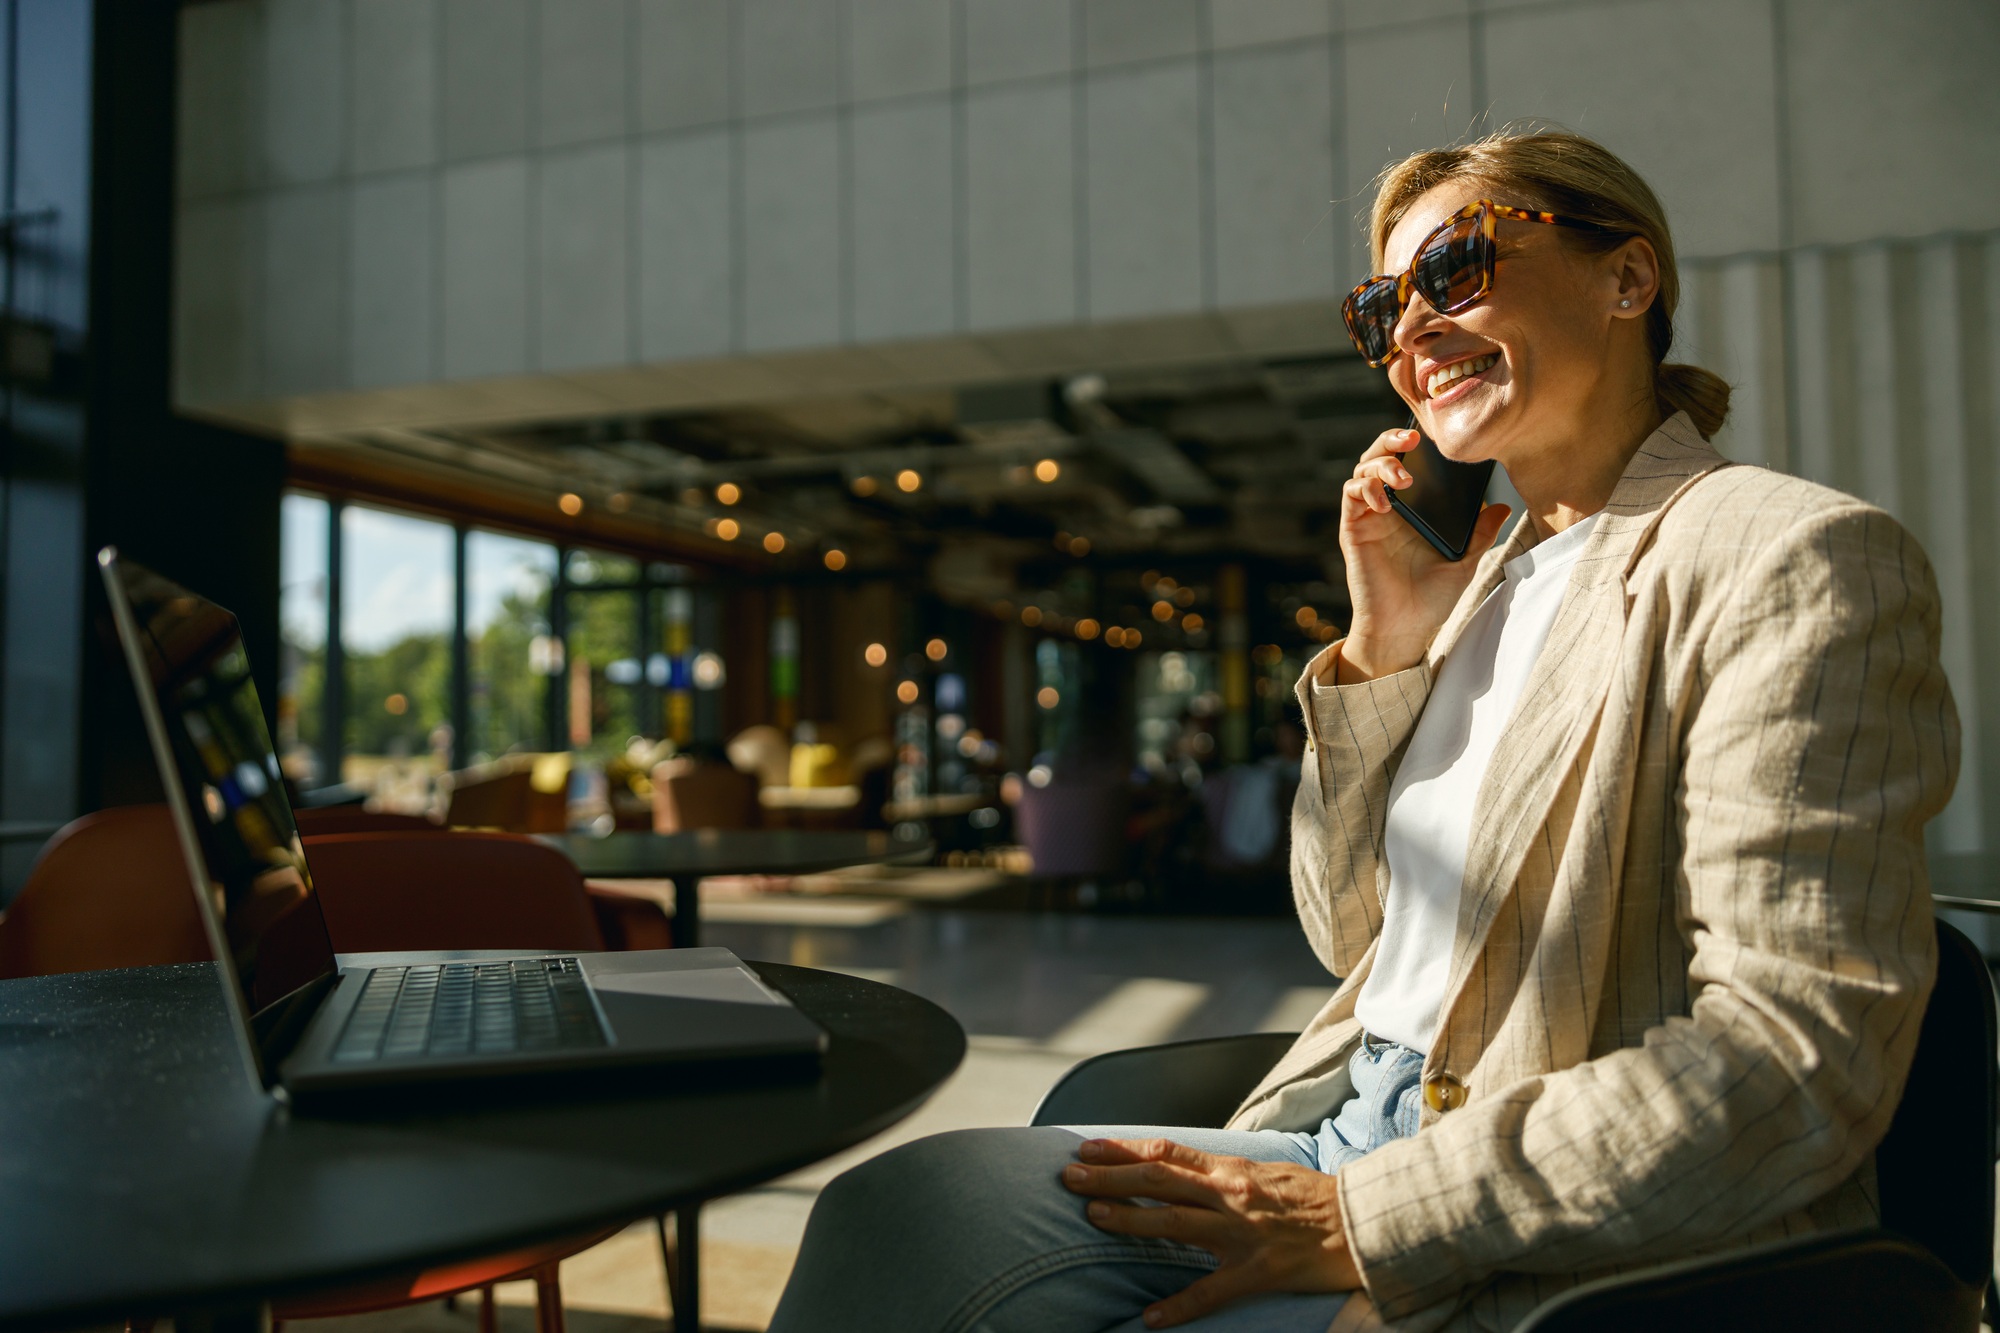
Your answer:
[97,547,826,1106]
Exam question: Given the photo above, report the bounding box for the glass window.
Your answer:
[340,505,454,810]
[565,591,642,753]
[1136,650,1219,780]
[566,549,639,587]
[563,550,649,757]
[466,531,557,762]
[278,493,329,789]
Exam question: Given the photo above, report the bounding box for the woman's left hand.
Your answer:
[1061,1137,1362,1328]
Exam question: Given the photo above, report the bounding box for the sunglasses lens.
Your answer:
[1343,279,1401,364]
[1412,217,1488,313]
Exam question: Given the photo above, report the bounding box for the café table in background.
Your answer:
[540,827,933,948]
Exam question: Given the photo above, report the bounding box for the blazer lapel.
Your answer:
[1439,415,1730,1012]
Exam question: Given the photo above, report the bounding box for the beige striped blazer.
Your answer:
[1226,412,1961,1332]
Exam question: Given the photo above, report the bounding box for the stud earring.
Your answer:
[1619,299,1632,308]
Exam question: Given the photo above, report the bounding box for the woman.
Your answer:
[767,129,1958,1333]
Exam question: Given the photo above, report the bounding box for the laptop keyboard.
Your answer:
[332,958,608,1063]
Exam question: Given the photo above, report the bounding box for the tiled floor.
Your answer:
[294,905,1338,1333]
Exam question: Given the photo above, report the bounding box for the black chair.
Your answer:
[1031,921,1997,1333]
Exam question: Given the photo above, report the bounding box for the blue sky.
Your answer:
[281,496,557,652]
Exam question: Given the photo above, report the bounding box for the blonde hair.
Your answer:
[1367,128,1730,440]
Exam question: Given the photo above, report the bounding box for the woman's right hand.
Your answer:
[1337,427,1511,682]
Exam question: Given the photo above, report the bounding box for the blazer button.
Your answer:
[1422,1071,1467,1113]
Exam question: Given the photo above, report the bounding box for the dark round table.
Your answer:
[542,828,934,947]
[0,959,964,1331]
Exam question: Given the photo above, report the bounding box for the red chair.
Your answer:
[286,813,672,950]
[0,805,207,979]
[300,831,606,953]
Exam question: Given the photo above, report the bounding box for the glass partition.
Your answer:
[277,493,329,789]
[466,531,557,762]
[339,505,453,809]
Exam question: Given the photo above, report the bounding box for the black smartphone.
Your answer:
[1383,418,1496,561]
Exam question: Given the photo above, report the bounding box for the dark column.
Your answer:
[320,501,346,791]
[450,525,469,769]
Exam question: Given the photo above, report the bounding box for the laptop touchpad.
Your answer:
[590,967,784,1006]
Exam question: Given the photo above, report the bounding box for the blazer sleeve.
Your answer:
[1291,648,1432,978]
[1334,505,1960,1318]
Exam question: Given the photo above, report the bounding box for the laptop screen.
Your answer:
[101,554,338,1035]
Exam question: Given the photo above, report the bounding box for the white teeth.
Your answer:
[1426,353,1497,397]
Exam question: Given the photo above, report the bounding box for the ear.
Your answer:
[1611,236,1661,318]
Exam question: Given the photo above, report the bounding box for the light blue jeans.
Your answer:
[769,1038,1426,1333]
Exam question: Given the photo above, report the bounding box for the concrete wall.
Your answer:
[176,0,2000,407]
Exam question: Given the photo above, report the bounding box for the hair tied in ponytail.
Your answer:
[1654,362,1732,441]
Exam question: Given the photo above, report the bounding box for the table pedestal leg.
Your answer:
[176,1304,269,1333]
[677,879,700,949]
[673,1203,701,1331]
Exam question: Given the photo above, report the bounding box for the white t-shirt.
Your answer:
[1344,513,1599,1054]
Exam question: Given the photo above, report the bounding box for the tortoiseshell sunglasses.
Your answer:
[1341,199,1618,368]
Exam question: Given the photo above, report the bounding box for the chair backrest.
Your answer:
[1014,781,1130,879]
[300,830,604,955]
[652,758,759,833]
[1875,918,1997,1288]
[1514,1227,1978,1333]
[294,807,445,837]
[726,725,791,790]
[440,759,535,831]
[1030,1031,1301,1129]
[0,804,209,979]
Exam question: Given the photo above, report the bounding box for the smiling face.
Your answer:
[1378,181,1657,471]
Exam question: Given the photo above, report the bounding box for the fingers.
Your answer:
[1357,426,1420,464]
[1079,1137,1214,1167]
[1343,474,1392,517]
[1355,453,1411,493]
[1082,1197,1229,1247]
[1142,1266,1262,1330]
[1064,1159,1216,1206]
